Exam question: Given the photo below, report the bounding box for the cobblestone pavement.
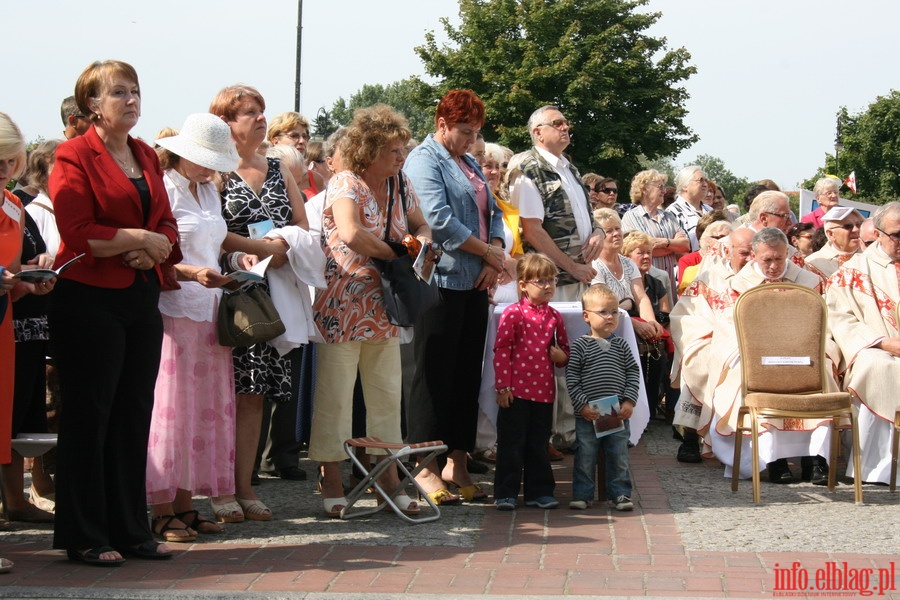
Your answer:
[0,418,897,599]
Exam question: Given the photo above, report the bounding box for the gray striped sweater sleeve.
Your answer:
[565,336,642,416]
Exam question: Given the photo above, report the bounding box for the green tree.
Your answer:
[414,0,697,178]
[689,154,750,205]
[328,78,434,141]
[804,94,900,203]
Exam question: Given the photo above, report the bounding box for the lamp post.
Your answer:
[294,0,303,112]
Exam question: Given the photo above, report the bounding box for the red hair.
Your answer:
[435,89,485,129]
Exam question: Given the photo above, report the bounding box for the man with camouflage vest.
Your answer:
[510,105,606,452]
[512,105,605,302]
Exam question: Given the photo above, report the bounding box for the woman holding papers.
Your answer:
[309,105,435,518]
[145,114,255,542]
[210,84,307,522]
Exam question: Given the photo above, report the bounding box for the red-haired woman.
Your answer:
[404,90,505,504]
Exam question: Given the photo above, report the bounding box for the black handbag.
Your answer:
[217,285,286,347]
[374,175,440,327]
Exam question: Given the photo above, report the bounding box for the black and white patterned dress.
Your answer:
[221,157,293,401]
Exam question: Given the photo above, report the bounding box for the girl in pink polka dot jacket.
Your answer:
[492,253,570,511]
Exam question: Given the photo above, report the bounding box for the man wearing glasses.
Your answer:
[805,207,864,279]
[61,96,91,140]
[825,201,900,485]
[666,165,712,252]
[512,105,605,452]
[513,105,605,301]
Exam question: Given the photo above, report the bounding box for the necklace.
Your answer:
[108,147,139,178]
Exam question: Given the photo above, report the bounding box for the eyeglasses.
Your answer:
[833,223,861,231]
[797,234,814,240]
[584,309,619,318]
[691,177,709,185]
[876,228,900,242]
[599,188,618,194]
[764,211,791,219]
[525,277,558,287]
[537,118,569,130]
[860,239,875,247]
[282,131,311,141]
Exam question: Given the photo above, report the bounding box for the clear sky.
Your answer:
[6,0,899,191]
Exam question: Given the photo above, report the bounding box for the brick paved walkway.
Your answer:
[1,439,897,599]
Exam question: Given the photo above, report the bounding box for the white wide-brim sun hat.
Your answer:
[156,113,240,172]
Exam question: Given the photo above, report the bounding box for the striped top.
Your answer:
[621,204,686,292]
[565,334,640,416]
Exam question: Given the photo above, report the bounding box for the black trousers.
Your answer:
[49,278,162,551]
[493,398,554,501]
[258,347,304,472]
[408,288,488,451]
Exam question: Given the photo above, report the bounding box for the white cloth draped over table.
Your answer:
[479,303,650,446]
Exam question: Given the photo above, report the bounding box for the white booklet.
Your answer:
[13,253,85,283]
[588,395,625,439]
[225,255,273,285]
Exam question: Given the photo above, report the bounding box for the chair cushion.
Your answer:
[744,392,851,412]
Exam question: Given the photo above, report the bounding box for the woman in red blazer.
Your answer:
[48,60,182,567]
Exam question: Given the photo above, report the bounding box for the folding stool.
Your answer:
[341,437,447,524]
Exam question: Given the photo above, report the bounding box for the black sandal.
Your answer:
[175,509,223,534]
[66,546,125,567]
[118,540,173,560]
[151,515,197,543]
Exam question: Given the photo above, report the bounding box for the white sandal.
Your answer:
[236,497,272,521]
[323,497,347,519]
[210,498,244,523]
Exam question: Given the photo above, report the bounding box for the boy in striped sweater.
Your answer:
[566,284,641,511]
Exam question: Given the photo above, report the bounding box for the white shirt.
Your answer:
[666,195,711,252]
[511,146,592,245]
[24,192,60,258]
[157,169,227,322]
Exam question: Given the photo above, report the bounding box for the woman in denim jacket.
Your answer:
[404,90,505,505]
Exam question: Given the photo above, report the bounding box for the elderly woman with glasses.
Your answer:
[805,207,864,279]
[621,169,690,292]
[267,111,323,197]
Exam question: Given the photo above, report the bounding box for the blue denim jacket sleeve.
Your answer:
[404,135,503,290]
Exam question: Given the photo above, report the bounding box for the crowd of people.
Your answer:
[0,58,897,572]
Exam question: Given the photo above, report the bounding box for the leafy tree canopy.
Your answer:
[326,78,435,141]
[802,92,900,204]
[689,154,750,205]
[413,0,698,178]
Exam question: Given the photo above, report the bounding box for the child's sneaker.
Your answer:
[609,495,634,511]
[568,499,591,510]
[494,497,516,511]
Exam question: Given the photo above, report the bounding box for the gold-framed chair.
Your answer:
[730,283,863,504]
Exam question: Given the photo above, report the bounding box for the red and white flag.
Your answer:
[844,171,857,193]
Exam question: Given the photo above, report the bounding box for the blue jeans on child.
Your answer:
[573,416,632,501]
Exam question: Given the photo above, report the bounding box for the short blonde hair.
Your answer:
[267,112,309,144]
[630,169,667,204]
[0,112,27,180]
[266,144,305,174]
[621,231,652,257]
[593,207,621,228]
[581,283,618,309]
[74,60,140,123]
[340,104,411,174]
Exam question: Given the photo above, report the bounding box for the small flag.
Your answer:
[843,171,857,193]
